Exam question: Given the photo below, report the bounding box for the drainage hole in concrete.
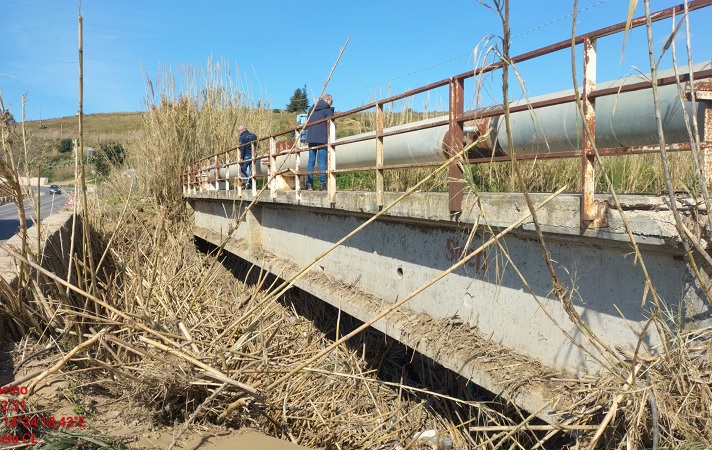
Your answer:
[397,267,403,279]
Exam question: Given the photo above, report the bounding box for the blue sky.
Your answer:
[1,0,710,121]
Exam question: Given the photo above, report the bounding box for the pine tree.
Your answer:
[286,85,309,113]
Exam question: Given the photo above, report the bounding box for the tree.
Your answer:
[57,138,73,154]
[286,85,309,113]
[94,141,126,176]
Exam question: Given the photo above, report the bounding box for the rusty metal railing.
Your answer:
[183,0,712,226]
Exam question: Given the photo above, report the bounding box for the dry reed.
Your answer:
[134,57,273,209]
[3,195,523,448]
[2,2,712,448]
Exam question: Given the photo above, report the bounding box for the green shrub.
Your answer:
[94,141,126,176]
[57,138,73,153]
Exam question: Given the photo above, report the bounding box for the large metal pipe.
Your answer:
[213,116,458,181]
[489,65,709,155]
[212,63,709,183]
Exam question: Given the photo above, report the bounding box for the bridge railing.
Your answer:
[183,0,712,226]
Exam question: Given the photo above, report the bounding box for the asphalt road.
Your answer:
[0,186,74,242]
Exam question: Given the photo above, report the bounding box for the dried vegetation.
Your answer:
[1,0,712,449]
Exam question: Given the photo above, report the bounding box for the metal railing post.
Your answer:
[581,37,606,227]
[581,37,596,222]
[201,161,205,194]
[293,130,302,195]
[376,103,385,209]
[269,137,277,199]
[198,161,202,194]
[185,164,189,194]
[705,109,712,183]
[448,77,465,214]
[225,151,231,191]
[251,142,257,196]
[236,145,243,196]
[694,82,712,183]
[328,119,337,203]
[214,154,220,191]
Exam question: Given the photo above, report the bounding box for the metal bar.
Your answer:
[328,119,337,202]
[250,140,257,195]
[214,154,219,190]
[269,136,277,199]
[295,143,302,195]
[232,148,239,189]
[591,68,712,99]
[225,148,231,191]
[581,38,597,225]
[466,143,692,164]
[198,164,203,192]
[236,143,242,195]
[376,102,385,209]
[459,68,712,127]
[448,77,465,214]
[704,99,712,182]
[195,163,200,193]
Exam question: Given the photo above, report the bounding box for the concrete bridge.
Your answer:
[186,187,710,422]
[184,2,712,422]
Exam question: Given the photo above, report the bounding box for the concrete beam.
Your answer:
[187,190,711,419]
[189,190,684,247]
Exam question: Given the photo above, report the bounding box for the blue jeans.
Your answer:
[240,162,252,187]
[307,145,327,187]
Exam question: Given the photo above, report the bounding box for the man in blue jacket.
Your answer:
[238,125,257,189]
[305,94,334,191]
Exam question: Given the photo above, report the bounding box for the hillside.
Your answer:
[25,110,370,143]
[25,112,144,139]
[25,110,305,140]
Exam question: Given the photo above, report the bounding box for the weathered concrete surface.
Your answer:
[0,209,76,284]
[187,189,710,418]
[0,209,77,340]
[190,189,683,246]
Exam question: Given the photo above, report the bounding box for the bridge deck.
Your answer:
[186,189,710,422]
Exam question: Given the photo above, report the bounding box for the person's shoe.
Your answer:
[319,185,327,191]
